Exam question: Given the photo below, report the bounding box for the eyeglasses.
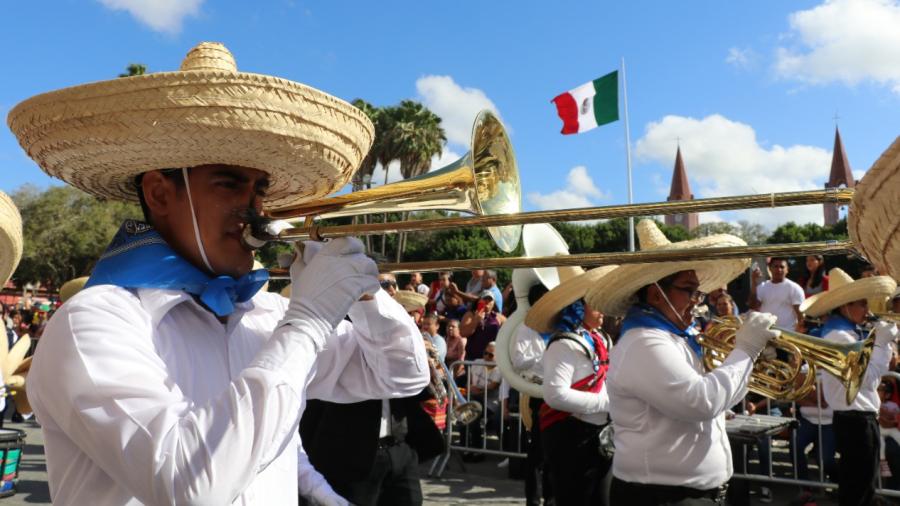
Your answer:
[380,280,397,289]
[668,285,706,303]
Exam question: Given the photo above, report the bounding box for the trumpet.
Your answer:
[698,316,873,404]
[439,359,482,426]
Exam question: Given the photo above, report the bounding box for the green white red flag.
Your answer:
[551,71,619,135]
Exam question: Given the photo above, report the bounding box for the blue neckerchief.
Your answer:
[821,314,864,341]
[553,300,600,372]
[85,220,268,317]
[621,303,702,357]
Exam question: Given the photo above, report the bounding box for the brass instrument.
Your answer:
[872,312,900,323]
[250,109,522,253]
[698,317,873,403]
[440,359,482,425]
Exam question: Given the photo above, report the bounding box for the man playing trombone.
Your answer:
[9,42,429,505]
[585,220,779,506]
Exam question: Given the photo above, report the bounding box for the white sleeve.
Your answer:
[512,325,545,372]
[791,283,805,305]
[542,341,608,415]
[612,329,753,422]
[28,289,321,505]
[305,290,429,402]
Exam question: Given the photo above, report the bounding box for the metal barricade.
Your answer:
[728,373,900,500]
[429,359,528,478]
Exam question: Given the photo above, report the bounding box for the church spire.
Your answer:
[665,146,698,231]
[824,127,854,225]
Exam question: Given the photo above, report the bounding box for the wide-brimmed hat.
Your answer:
[7,42,374,211]
[585,219,750,317]
[59,276,89,303]
[849,136,900,280]
[0,191,22,287]
[525,264,618,333]
[394,290,427,313]
[800,268,897,317]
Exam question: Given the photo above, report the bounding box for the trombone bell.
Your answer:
[267,110,522,253]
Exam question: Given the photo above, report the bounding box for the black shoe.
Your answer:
[10,413,23,423]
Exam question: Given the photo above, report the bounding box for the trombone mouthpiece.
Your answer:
[240,215,294,250]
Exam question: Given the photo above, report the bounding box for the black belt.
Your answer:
[834,410,877,419]
[613,477,728,502]
[377,436,401,449]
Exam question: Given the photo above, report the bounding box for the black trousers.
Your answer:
[525,396,553,506]
[330,440,422,506]
[542,417,611,506]
[833,410,880,506]
[610,478,728,506]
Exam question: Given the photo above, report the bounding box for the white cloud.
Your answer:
[96,0,203,34]
[634,114,833,227]
[415,75,504,147]
[527,166,609,211]
[725,47,757,69]
[774,0,900,93]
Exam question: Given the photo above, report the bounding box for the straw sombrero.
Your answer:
[7,42,374,211]
[525,264,618,333]
[394,290,428,313]
[59,276,89,303]
[800,268,897,317]
[849,136,900,280]
[0,191,22,287]
[585,219,749,317]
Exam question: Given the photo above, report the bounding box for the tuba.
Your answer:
[698,316,873,404]
[495,223,570,398]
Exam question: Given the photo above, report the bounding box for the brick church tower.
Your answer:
[665,147,699,232]
[824,127,855,226]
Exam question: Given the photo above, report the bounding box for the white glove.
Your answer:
[875,321,899,347]
[281,237,379,333]
[307,484,350,506]
[733,312,780,359]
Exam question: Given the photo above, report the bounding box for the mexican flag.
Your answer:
[551,71,619,135]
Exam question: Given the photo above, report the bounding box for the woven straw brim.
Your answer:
[585,234,750,318]
[394,290,427,312]
[7,71,374,210]
[0,192,23,287]
[525,265,618,333]
[59,277,89,303]
[849,136,900,280]
[800,275,897,317]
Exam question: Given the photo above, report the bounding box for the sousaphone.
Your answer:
[495,223,569,398]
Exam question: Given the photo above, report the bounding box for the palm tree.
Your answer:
[350,99,381,191]
[118,63,147,78]
[390,100,447,261]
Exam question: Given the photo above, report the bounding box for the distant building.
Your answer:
[824,127,855,226]
[665,147,699,232]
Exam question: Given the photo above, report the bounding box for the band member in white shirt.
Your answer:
[523,265,617,506]
[800,268,898,506]
[10,42,428,505]
[585,220,778,506]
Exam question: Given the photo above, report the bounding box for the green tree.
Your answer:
[350,99,382,190]
[119,63,147,77]
[12,185,141,288]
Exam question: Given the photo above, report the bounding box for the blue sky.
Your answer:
[2,0,899,230]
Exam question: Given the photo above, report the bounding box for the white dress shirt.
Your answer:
[541,334,609,426]
[821,327,892,414]
[512,324,546,383]
[607,326,754,489]
[28,286,427,505]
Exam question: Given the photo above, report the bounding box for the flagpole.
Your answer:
[621,57,635,251]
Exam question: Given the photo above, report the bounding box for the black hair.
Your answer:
[528,284,549,306]
[807,255,826,288]
[768,257,789,266]
[134,169,184,224]
[637,272,680,304]
[484,270,498,280]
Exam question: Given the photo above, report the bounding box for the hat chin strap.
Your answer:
[182,168,215,274]
[654,282,689,329]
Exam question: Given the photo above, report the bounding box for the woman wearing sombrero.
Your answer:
[799,268,898,506]
[8,42,429,505]
[585,219,779,506]
[523,264,618,506]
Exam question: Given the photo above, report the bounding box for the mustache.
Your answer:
[233,208,274,238]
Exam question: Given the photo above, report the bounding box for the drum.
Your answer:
[0,429,25,497]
